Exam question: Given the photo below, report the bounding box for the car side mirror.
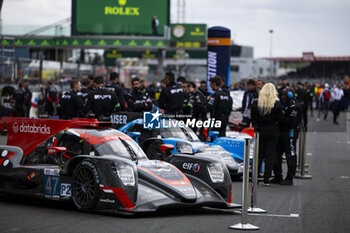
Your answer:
[127,132,141,144]
[48,147,67,155]
[208,131,219,141]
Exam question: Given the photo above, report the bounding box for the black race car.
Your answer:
[0,117,238,214]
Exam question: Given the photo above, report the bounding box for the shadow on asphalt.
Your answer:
[0,193,237,219]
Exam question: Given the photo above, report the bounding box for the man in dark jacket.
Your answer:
[87,76,120,120]
[158,72,185,115]
[295,81,308,130]
[58,79,84,119]
[23,80,32,117]
[43,81,59,116]
[12,82,26,117]
[272,87,302,185]
[80,78,94,113]
[126,77,153,112]
[106,72,125,111]
[189,82,207,141]
[207,76,231,137]
[241,79,258,126]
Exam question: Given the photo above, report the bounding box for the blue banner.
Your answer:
[207,26,231,93]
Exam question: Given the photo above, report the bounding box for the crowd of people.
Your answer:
[242,78,349,186]
[0,72,233,139]
[1,73,349,187]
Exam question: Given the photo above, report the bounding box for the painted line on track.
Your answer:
[248,213,300,218]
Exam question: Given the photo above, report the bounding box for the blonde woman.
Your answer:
[251,83,285,185]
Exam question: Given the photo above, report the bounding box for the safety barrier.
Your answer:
[248,132,266,213]
[295,129,312,179]
[229,138,259,230]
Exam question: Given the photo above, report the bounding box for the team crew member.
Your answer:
[158,72,185,114]
[331,83,344,124]
[43,81,59,116]
[207,76,231,137]
[295,81,308,130]
[182,81,192,115]
[189,82,207,140]
[251,83,285,185]
[105,72,125,111]
[80,78,94,112]
[198,80,210,99]
[12,82,26,117]
[126,77,153,112]
[23,80,32,117]
[58,80,84,119]
[241,79,258,126]
[272,88,302,185]
[87,76,120,119]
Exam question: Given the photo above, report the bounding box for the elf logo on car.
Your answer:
[13,122,51,134]
[182,162,200,172]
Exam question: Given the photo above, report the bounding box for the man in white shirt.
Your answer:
[331,83,344,124]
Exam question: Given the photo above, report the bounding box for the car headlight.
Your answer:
[207,162,224,183]
[112,163,135,186]
[176,142,193,154]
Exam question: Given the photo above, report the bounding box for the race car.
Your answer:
[0,117,238,214]
[119,119,246,177]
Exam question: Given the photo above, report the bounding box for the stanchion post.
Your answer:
[296,128,303,172]
[229,138,259,231]
[295,130,312,179]
[248,132,266,213]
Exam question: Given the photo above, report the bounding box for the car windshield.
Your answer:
[94,137,147,161]
[160,127,200,142]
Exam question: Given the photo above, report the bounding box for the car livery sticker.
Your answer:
[182,162,200,172]
[60,183,71,197]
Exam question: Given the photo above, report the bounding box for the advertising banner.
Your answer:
[72,0,170,36]
[206,26,231,93]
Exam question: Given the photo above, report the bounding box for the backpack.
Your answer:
[324,90,330,101]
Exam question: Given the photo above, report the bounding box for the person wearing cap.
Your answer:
[272,87,302,185]
[319,83,331,120]
[158,72,185,115]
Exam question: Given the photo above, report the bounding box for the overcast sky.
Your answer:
[1,0,350,58]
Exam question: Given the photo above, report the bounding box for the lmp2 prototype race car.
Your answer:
[119,119,254,177]
[0,117,238,214]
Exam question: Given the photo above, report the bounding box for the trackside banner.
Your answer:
[206,26,231,94]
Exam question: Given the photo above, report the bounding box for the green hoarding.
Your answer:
[72,0,170,36]
[1,37,167,49]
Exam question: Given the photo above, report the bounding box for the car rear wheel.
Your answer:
[145,141,162,160]
[72,160,100,212]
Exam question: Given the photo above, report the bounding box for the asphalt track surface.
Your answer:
[0,112,349,233]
